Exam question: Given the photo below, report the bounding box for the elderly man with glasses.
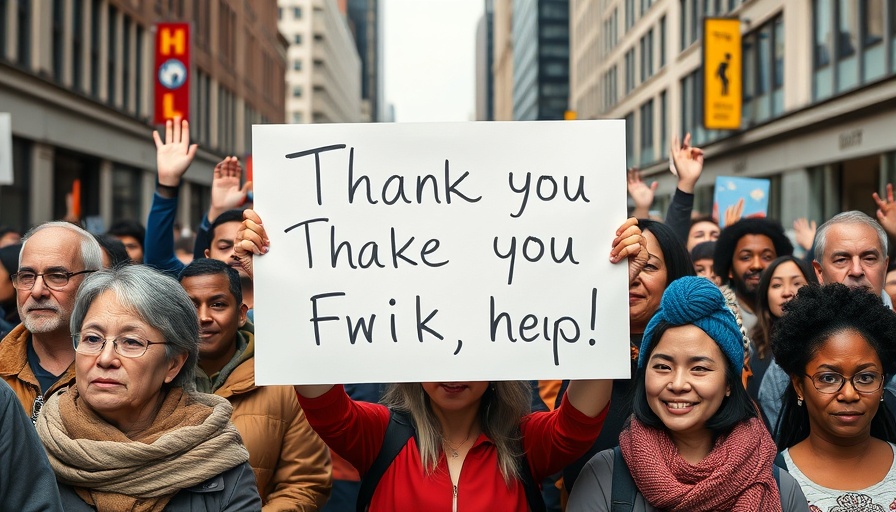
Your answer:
[0,222,103,420]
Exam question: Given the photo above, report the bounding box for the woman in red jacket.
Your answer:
[234,211,646,511]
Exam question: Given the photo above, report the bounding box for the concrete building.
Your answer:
[570,0,896,237]
[279,0,362,124]
[0,0,286,232]
[493,0,514,120]
[476,0,495,121]
[512,0,570,120]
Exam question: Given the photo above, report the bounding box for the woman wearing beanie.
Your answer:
[773,284,896,510]
[567,276,809,512]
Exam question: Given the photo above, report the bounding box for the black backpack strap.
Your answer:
[356,409,415,512]
[610,446,636,512]
[773,452,788,471]
[516,452,546,512]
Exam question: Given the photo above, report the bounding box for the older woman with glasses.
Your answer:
[35,265,261,511]
[773,284,896,509]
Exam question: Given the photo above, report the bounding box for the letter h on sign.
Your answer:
[154,23,191,124]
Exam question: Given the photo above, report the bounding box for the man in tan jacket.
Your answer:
[0,222,103,421]
[180,258,332,511]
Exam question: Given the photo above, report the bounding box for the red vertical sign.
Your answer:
[154,23,190,124]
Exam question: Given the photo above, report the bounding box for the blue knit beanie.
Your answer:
[638,276,744,375]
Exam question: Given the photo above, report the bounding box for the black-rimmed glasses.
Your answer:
[805,371,884,394]
[11,270,97,291]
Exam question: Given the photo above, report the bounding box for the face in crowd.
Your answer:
[181,272,247,370]
[205,221,249,279]
[629,230,668,333]
[813,222,888,296]
[729,234,777,299]
[687,221,720,252]
[767,260,811,318]
[16,228,93,335]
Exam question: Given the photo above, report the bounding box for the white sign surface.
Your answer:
[0,114,12,185]
[253,121,630,384]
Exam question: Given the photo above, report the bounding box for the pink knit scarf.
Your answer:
[618,417,782,512]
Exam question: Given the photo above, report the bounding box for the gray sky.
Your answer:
[383,0,485,122]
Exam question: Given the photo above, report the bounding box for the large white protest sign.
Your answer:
[253,121,630,384]
[0,114,12,185]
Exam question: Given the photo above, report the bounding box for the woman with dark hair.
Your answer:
[567,277,808,511]
[754,256,819,429]
[773,284,896,509]
[559,219,698,492]
[234,210,647,510]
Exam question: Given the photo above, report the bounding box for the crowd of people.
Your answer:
[1,120,895,511]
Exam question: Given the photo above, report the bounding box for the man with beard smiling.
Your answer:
[713,218,793,398]
[179,259,331,509]
[0,222,103,419]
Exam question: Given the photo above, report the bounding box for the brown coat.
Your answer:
[216,352,332,511]
[0,324,75,418]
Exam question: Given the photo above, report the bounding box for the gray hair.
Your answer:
[20,221,104,270]
[814,211,888,260]
[70,265,199,390]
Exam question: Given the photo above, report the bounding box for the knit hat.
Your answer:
[639,276,744,374]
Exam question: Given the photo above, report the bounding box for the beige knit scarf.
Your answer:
[36,386,249,512]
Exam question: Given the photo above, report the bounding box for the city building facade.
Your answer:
[346,0,382,121]
[570,0,896,241]
[476,0,495,121]
[512,0,571,120]
[0,0,286,233]
[493,0,515,120]
[279,0,362,125]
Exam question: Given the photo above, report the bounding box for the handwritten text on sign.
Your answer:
[252,121,630,384]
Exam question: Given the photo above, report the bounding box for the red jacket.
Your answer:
[298,385,608,511]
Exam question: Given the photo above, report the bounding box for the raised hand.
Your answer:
[873,184,896,238]
[611,217,648,284]
[209,156,252,222]
[627,168,657,219]
[670,133,705,193]
[152,117,198,187]
[232,209,269,279]
[724,198,744,228]
[792,217,817,251]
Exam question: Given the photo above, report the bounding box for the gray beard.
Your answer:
[23,314,64,334]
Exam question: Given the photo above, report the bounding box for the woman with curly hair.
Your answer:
[773,284,896,510]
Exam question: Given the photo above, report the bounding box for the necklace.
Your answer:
[443,432,474,458]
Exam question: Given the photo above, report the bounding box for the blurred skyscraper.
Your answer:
[511,0,570,120]
[0,0,286,232]
[347,0,383,122]
[476,0,496,121]
[279,0,362,124]
[492,0,515,120]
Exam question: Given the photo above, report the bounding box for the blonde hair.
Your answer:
[381,381,531,484]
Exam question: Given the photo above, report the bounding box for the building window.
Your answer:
[624,112,635,167]
[640,28,654,82]
[659,90,668,156]
[90,0,101,96]
[659,16,666,68]
[625,0,635,30]
[292,111,303,123]
[72,0,83,91]
[294,7,302,18]
[16,0,31,66]
[292,85,303,97]
[625,48,636,93]
[293,59,302,71]
[107,5,117,105]
[111,165,142,222]
[52,0,65,81]
[813,0,888,101]
[639,99,654,165]
[136,24,143,117]
[680,0,699,50]
[294,34,302,45]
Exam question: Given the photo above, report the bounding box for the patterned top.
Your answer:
[782,443,896,512]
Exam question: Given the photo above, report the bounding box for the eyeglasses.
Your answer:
[805,371,884,395]
[11,270,97,291]
[72,332,169,358]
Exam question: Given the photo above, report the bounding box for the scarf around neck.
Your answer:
[36,385,249,512]
[619,416,782,512]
